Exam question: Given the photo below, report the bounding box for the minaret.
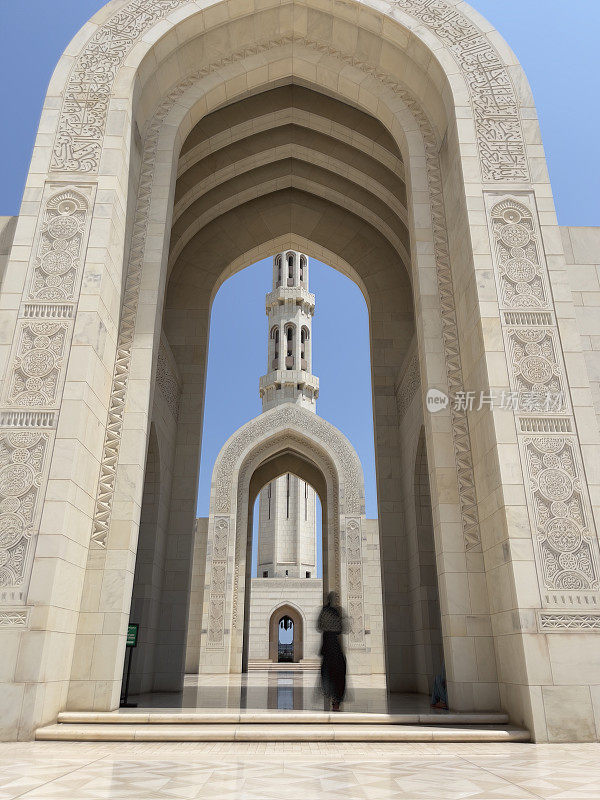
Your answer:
[259,250,319,412]
[257,251,318,579]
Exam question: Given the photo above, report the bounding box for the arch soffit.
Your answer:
[167,180,413,308]
[205,235,371,312]
[47,0,532,187]
[210,403,365,517]
[171,87,409,237]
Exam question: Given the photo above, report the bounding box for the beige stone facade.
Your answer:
[0,0,599,743]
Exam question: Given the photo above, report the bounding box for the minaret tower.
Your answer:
[257,251,318,579]
[259,250,319,412]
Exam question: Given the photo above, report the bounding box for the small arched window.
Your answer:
[287,253,294,281]
[300,255,306,283]
[272,328,279,366]
[276,255,282,286]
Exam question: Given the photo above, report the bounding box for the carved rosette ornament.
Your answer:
[6,323,69,407]
[0,432,50,604]
[524,437,599,595]
[28,189,91,302]
[486,193,600,614]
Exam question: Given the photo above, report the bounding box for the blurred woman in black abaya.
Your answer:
[317,592,347,711]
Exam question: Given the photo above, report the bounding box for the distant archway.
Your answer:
[199,402,386,678]
[269,604,304,663]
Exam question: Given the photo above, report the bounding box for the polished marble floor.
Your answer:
[127,671,433,715]
[1,741,599,799]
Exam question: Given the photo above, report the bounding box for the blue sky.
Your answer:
[0,2,598,548]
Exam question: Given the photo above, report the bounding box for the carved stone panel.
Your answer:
[5,322,69,408]
[486,191,600,618]
[52,0,528,183]
[522,436,600,600]
[395,353,420,419]
[26,186,95,303]
[156,345,181,420]
[345,518,365,649]
[206,516,230,648]
[0,431,52,605]
[506,328,568,414]
[488,197,551,310]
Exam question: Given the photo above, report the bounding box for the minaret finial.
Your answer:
[259,251,319,412]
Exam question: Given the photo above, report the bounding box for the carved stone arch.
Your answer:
[212,403,365,517]
[198,403,379,675]
[5,0,599,746]
[268,602,305,663]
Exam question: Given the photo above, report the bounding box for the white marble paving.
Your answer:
[0,742,599,799]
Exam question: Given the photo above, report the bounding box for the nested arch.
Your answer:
[200,403,372,674]
[269,603,305,663]
[48,0,535,712]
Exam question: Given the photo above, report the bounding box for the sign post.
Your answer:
[120,623,139,708]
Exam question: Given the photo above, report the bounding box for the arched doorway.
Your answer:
[199,404,385,678]
[269,604,304,664]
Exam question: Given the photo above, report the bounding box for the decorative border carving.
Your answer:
[51,0,188,172]
[214,404,363,516]
[89,36,482,557]
[156,345,181,420]
[345,518,366,648]
[395,352,420,419]
[538,611,600,632]
[51,0,528,183]
[205,516,230,649]
[392,0,528,182]
[0,411,58,429]
[0,609,29,627]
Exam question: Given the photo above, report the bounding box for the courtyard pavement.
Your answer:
[0,741,599,799]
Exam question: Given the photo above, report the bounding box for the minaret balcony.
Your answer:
[259,369,319,394]
[266,286,315,313]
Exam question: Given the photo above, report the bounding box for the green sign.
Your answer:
[126,623,139,647]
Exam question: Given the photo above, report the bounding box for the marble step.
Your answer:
[36,722,529,742]
[247,662,320,671]
[56,710,511,725]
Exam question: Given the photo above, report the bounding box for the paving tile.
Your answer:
[2,743,600,800]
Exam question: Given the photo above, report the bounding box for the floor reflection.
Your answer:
[128,671,437,714]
